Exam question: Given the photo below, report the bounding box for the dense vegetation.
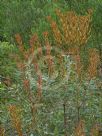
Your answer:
[0,0,102,136]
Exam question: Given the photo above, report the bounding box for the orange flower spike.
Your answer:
[43,32,51,57]
[34,61,39,73]
[29,34,38,47]
[55,9,61,16]
[75,120,86,136]
[46,16,52,22]
[15,34,22,46]
[55,9,64,21]
[43,32,50,54]
[43,31,49,39]
[15,34,24,53]
[31,56,40,73]
[47,15,62,45]
[31,51,42,99]
[56,10,68,44]
[90,124,99,136]
[29,45,35,54]
[36,37,43,57]
[68,47,79,55]
[17,63,25,71]
[0,126,5,136]
[24,51,30,61]
[88,48,100,79]
[51,21,62,44]
[8,105,23,136]
[73,51,83,77]
[30,34,42,57]
[13,54,20,62]
[23,79,30,90]
[55,9,92,46]
[32,56,42,97]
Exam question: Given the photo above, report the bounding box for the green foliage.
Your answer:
[0,42,16,78]
[1,1,34,43]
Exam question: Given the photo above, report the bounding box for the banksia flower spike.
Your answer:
[47,16,62,45]
[31,54,42,99]
[30,34,38,47]
[23,79,30,91]
[30,34,42,57]
[56,9,76,45]
[78,12,92,46]
[32,57,42,99]
[35,35,43,58]
[0,126,5,136]
[68,47,79,55]
[75,120,86,136]
[88,48,100,79]
[90,124,99,136]
[15,34,23,46]
[30,34,43,99]
[73,53,83,78]
[29,34,37,56]
[43,31,51,55]
[32,54,43,99]
[23,79,33,103]
[15,34,24,53]
[8,105,23,136]
[55,9,92,47]
[17,63,26,71]
[23,78,38,128]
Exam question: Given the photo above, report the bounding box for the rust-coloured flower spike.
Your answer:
[22,78,37,126]
[31,48,42,99]
[88,48,100,79]
[30,34,38,47]
[55,9,92,47]
[68,47,79,55]
[30,34,42,58]
[24,50,30,61]
[31,55,42,99]
[46,16,52,22]
[8,105,23,136]
[17,63,25,71]
[0,126,5,136]
[22,79,34,105]
[73,52,83,77]
[90,124,99,136]
[43,31,54,76]
[12,54,20,62]
[43,31,51,55]
[56,51,67,78]
[15,34,24,53]
[47,16,62,45]
[43,31,49,38]
[75,120,86,136]
[23,79,30,90]
[29,33,43,90]
[15,34,22,46]
[36,37,42,58]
